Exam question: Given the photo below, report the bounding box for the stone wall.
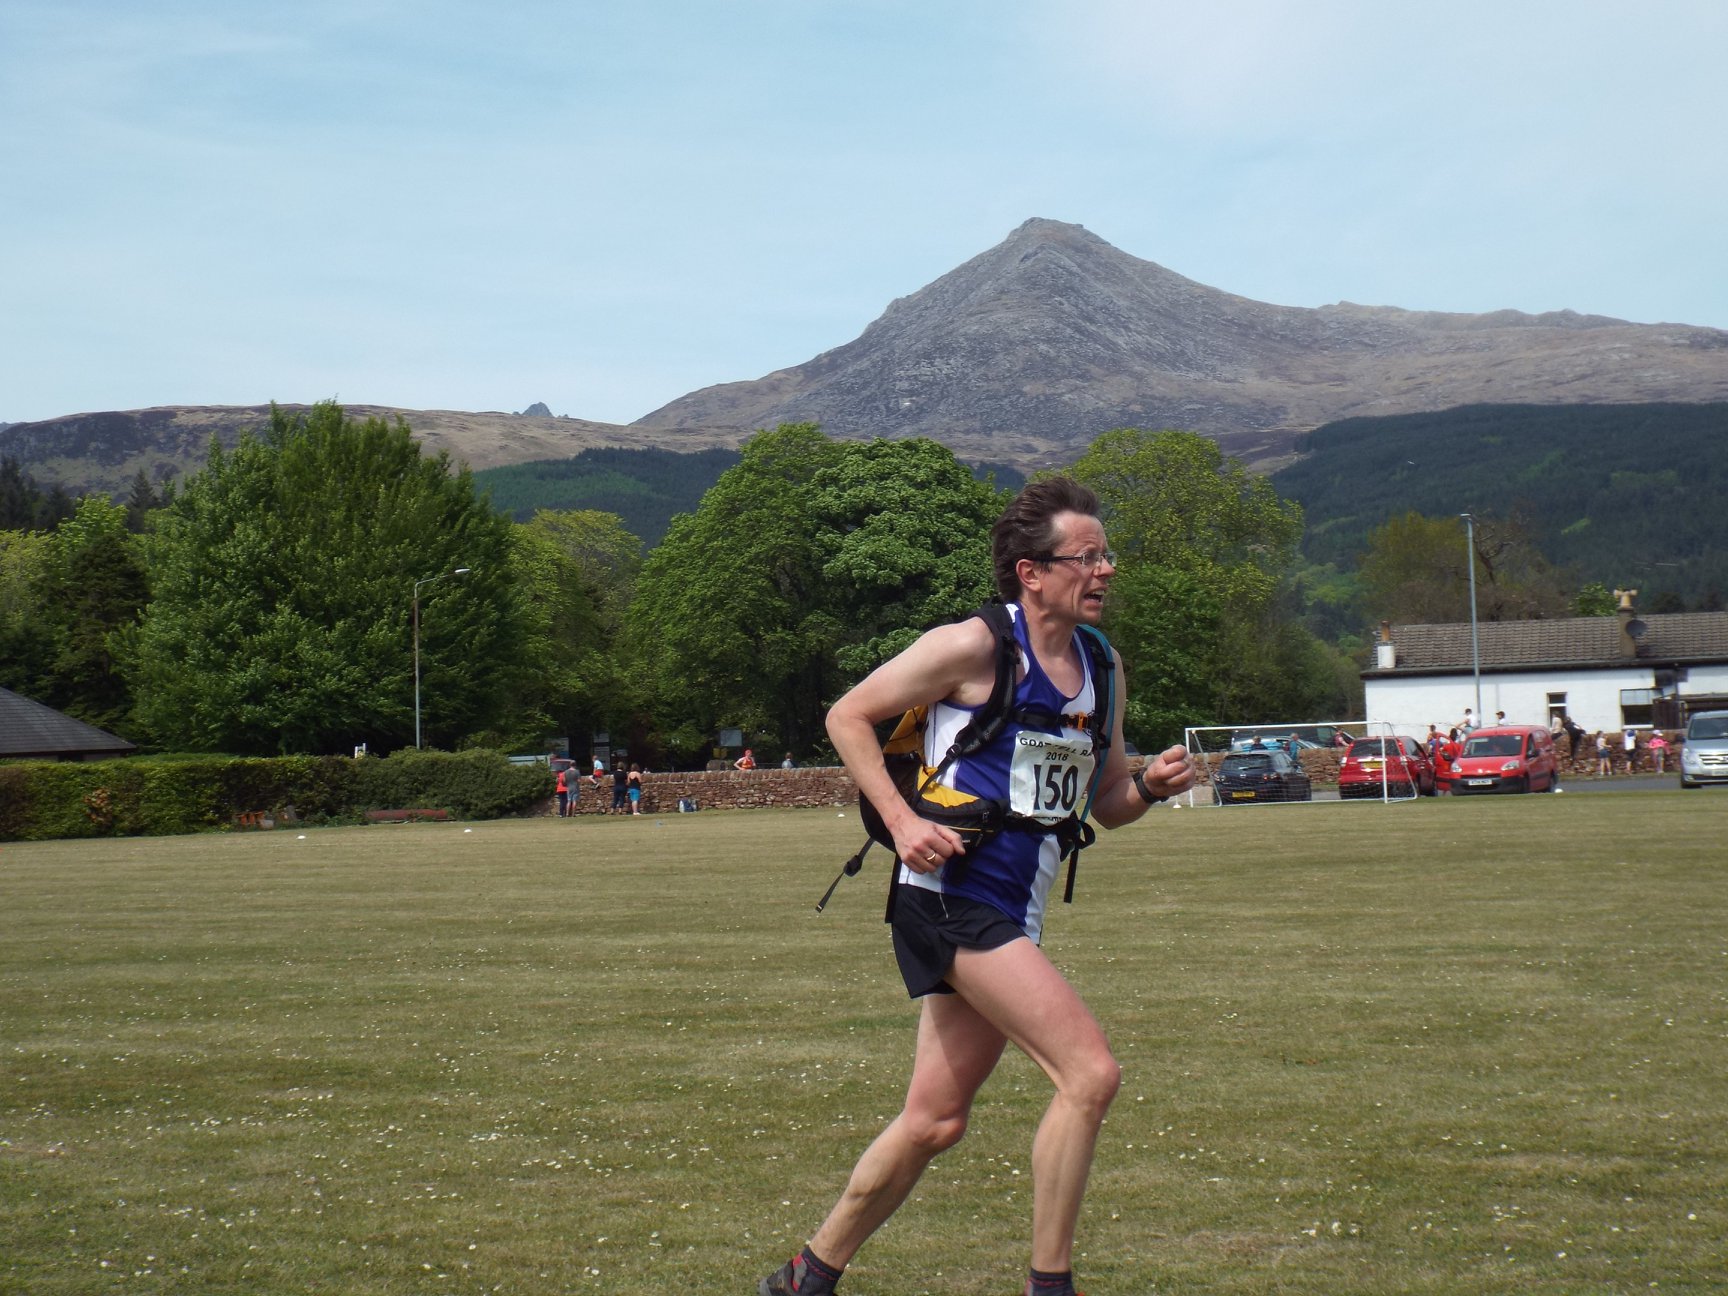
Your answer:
[557,753,1170,816]
[558,766,858,815]
[550,735,1684,817]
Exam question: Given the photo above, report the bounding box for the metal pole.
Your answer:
[1461,514,1481,722]
[413,583,422,749]
[413,568,472,750]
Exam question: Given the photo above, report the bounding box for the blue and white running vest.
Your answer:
[897,603,1098,942]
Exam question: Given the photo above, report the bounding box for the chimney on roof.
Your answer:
[1375,620,1395,670]
[1614,588,1643,658]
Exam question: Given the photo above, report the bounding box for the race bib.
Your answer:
[1008,732,1096,824]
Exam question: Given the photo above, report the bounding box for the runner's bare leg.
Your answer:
[946,938,1121,1273]
[807,991,1007,1266]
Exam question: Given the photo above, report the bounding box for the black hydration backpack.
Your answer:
[817,602,1116,916]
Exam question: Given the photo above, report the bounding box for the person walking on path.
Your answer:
[756,477,1196,1296]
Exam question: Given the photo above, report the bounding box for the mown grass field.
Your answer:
[3,792,1724,1295]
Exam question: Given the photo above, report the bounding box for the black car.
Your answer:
[1212,749,1313,805]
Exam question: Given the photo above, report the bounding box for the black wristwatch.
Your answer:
[1131,767,1166,805]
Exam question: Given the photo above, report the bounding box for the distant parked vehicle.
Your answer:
[1679,710,1728,789]
[1338,735,1437,799]
[1446,726,1559,794]
[1212,749,1313,805]
[1227,724,1348,753]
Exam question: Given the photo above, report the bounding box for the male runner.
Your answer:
[759,476,1196,1296]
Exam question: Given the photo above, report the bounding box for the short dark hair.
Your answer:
[991,476,1101,601]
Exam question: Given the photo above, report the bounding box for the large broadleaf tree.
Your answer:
[126,402,525,754]
[1073,427,1353,745]
[626,425,1003,762]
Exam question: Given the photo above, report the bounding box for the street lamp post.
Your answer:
[413,567,471,749]
[1460,514,1481,723]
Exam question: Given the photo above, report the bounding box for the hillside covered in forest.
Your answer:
[473,447,1026,548]
[1272,403,1728,607]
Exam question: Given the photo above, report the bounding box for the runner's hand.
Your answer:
[1144,745,1196,798]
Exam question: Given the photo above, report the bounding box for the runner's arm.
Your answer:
[1088,648,1195,829]
[826,618,997,873]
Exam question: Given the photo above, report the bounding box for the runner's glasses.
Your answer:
[1038,549,1116,571]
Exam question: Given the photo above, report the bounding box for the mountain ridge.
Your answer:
[6,217,1726,496]
[632,219,1728,468]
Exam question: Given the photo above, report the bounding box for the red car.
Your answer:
[1338,735,1437,798]
[1445,726,1560,794]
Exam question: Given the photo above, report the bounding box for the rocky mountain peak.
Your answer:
[632,219,1728,468]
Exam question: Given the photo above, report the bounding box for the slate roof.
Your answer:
[0,688,137,759]
[1368,612,1728,675]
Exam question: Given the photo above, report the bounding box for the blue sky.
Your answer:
[3,0,1724,426]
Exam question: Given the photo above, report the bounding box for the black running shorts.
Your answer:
[890,883,1027,999]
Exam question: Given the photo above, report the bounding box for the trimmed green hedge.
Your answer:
[0,750,555,842]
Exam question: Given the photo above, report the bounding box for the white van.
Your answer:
[1679,710,1728,789]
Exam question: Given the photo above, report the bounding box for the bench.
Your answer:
[363,808,454,824]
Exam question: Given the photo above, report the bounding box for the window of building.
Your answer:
[1620,688,1654,727]
[1546,691,1568,726]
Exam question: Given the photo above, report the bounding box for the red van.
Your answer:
[1446,726,1559,794]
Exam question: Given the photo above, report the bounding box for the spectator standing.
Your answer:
[1596,731,1613,776]
[782,754,796,769]
[1438,729,1462,792]
[1623,727,1639,773]
[734,748,757,771]
[627,764,644,815]
[611,763,629,814]
[1648,730,1669,774]
[555,765,570,818]
[1494,710,1507,727]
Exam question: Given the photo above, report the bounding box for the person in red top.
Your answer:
[1437,728,1463,793]
[734,748,756,771]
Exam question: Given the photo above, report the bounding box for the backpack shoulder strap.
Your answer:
[1075,624,1116,758]
[946,602,1021,760]
[1060,623,1117,904]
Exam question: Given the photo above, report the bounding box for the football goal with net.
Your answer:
[1180,720,1427,807]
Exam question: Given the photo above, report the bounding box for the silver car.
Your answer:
[1679,710,1728,789]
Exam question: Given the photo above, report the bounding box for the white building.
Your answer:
[1361,597,1728,736]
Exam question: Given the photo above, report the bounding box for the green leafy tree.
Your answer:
[1572,581,1616,617]
[30,497,151,730]
[125,402,525,754]
[809,437,1005,675]
[1072,428,1340,745]
[1360,510,1570,625]
[627,426,1000,761]
[0,528,54,698]
[1356,512,1471,625]
[496,509,641,754]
